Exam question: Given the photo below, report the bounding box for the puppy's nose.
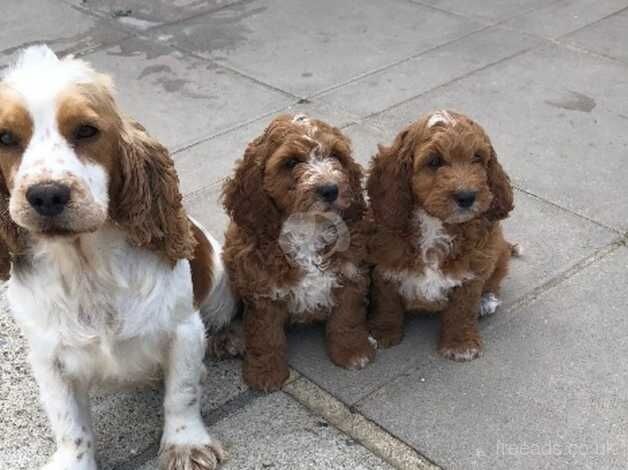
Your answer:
[26,183,71,217]
[454,190,476,209]
[316,184,339,203]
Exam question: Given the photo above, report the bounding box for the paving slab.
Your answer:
[82,36,293,150]
[138,392,393,470]
[68,0,242,31]
[562,7,628,64]
[152,0,484,97]
[503,0,628,39]
[320,26,544,118]
[411,0,552,22]
[357,246,628,470]
[286,187,616,405]
[366,43,628,231]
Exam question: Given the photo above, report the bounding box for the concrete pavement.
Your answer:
[1,0,627,468]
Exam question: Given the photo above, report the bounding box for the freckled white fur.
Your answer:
[273,215,347,316]
[385,209,472,303]
[479,292,501,317]
[4,45,228,470]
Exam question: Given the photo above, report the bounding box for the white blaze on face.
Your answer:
[427,110,457,128]
[3,45,109,227]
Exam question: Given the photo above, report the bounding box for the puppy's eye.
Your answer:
[427,153,443,169]
[73,124,99,141]
[284,158,300,169]
[0,130,18,147]
[329,153,341,161]
[472,153,483,164]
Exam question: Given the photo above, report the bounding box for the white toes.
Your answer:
[348,355,371,370]
[367,335,379,349]
[479,292,501,317]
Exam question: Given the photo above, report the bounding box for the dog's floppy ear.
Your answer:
[485,145,514,221]
[111,119,195,265]
[222,134,281,238]
[0,181,27,280]
[367,124,418,233]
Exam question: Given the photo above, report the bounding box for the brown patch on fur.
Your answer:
[367,111,515,360]
[223,115,374,391]
[189,221,214,308]
[0,86,31,279]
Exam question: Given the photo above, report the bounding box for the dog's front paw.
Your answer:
[369,326,403,349]
[479,292,501,317]
[439,338,483,362]
[243,355,289,392]
[42,448,97,470]
[328,338,377,370]
[160,442,226,470]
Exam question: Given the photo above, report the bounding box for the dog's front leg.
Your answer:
[438,279,484,361]
[30,354,96,470]
[159,313,226,470]
[327,278,376,370]
[242,298,289,392]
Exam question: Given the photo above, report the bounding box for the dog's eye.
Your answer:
[472,153,483,164]
[427,153,443,169]
[284,158,300,169]
[0,130,18,147]
[73,124,99,141]
[328,153,341,161]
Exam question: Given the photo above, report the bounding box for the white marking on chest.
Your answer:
[384,209,470,302]
[273,215,343,315]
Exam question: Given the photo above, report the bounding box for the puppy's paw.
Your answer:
[479,292,501,318]
[439,340,483,362]
[369,327,403,349]
[328,339,376,370]
[160,442,226,470]
[243,357,289,392]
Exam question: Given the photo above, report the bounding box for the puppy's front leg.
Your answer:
[29,355,96,470]
[159,313,226,470]
[369,269,406,348]
[327,279,376,370]
[242,298,289,392]
[439,280,484,362]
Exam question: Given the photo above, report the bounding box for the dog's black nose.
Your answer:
[317,184,339,203]
[454,190,476,209]
[26,183,71,217]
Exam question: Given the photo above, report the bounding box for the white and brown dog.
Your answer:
[0,46,236,470]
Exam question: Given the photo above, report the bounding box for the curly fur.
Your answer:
[367,110,516,361]
[223,114,375,391]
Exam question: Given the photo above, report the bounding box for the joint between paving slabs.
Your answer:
[283,374,441,470]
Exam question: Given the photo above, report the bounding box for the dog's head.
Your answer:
[368,110,513,231]
[223,114,365,238]
[0,45,194,277]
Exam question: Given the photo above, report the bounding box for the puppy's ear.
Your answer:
[367,125,417,232]
[485,146,514,221]
[222,136,280,237]
[0,183,27,280]
[111,120,195,265]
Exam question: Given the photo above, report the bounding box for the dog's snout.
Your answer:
[453,190,476,209]
[316,184,339,203]
[26,183,71,217]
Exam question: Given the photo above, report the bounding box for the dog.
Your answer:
[222,114,376,391]
[0,46,237,470]
[367,110,519,361]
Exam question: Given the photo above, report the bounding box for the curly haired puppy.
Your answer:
[367,110,518,361]
[0,46,236,470]
[223,114,376,391]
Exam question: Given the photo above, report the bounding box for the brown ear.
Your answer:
[485,146,514,221]
[367,125,417,233]
[222,136,280,237]
[0,182,27,280]
[111,119,195,264]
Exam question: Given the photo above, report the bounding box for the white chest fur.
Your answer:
[7,226,195,383]
[383,209,470,302]
[271,214,344,315]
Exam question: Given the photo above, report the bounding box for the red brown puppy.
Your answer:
[222,114,376,391]
[367,110,519,361]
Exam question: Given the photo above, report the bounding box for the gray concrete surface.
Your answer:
[1,0,627,469]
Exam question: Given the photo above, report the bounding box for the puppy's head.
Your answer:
[223,114,365,237]
[0,45,194,270]
[368,110,513,230]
